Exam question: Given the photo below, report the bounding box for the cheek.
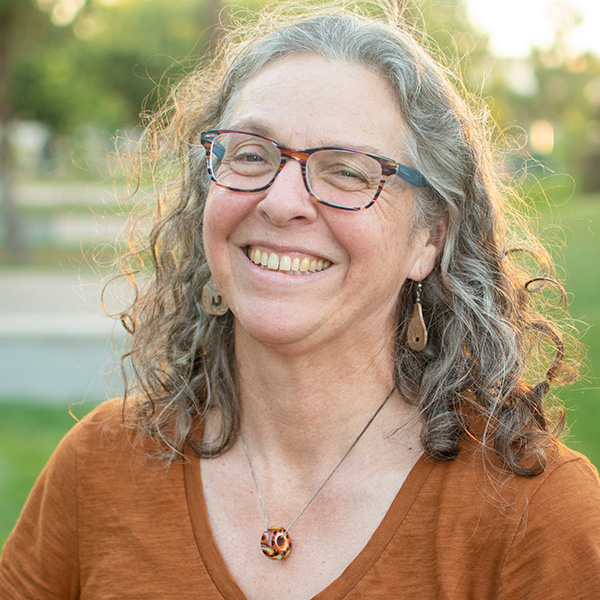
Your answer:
[326,206,413,268]
[203,188,242,240]
[202,188,263,286]
[202,194,218,259]
[202,190,235,268]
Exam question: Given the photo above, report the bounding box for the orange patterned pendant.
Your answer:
[261,527,292,560]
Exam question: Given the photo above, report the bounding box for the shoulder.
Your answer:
[512,443,600,541]
[496,445,600,598]
[419,439,600,543]
[451,437,600,501]
[500,442,600,515]
[534,443,600,501]
[414,442,600,598]
[20,397,182,529]
[54,398,129,456]
[43,398,157,484]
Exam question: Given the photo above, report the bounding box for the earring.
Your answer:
[201,278,229,316]
[407,282,427,351]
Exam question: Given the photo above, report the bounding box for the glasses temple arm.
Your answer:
[395,163,428,188]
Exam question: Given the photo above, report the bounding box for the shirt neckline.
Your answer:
[183,446,435,599]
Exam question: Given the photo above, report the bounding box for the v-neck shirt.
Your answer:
[2,399,600,599]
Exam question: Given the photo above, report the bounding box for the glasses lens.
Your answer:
[307,150,383,209]
[210,132,280,190]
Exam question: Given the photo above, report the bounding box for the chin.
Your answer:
[233,305,322,350]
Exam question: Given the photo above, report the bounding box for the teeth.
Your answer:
[279,255,291,271]
[246,247,331,275]
[299,257,310,273]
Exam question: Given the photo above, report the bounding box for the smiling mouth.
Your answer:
[246,247,332,275]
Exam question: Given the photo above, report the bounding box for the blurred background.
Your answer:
[1,0,599,545]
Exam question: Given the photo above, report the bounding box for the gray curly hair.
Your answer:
[114,2,578,475]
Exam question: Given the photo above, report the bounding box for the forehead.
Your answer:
[227,54,405,155]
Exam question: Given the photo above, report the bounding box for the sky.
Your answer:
[465,0,600,58]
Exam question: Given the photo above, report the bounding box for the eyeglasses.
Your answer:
[200,130,428,211]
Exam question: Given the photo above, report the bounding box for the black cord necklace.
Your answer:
[240,387,395,560]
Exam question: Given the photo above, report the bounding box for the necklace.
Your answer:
[240,387,395,560]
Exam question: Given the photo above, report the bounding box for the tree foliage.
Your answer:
[2,0,599,188]
[8,0,210,133]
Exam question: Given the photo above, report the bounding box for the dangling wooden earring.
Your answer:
[407,282,427,351]
[201,278,229,316]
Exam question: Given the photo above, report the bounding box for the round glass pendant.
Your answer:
[261,526,292,560]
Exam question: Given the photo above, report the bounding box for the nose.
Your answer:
[257,157,318,226]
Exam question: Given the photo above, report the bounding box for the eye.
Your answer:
[216,135,280,177]
[312,151,379,191]
[230,144,269,163]
[225,139,280,171]
[334,166,369,182]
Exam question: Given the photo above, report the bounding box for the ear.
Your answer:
[407,210,448,281]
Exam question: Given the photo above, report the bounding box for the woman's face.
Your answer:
[203,54,440,354]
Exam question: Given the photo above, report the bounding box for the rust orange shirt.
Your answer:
[1,400,600,599]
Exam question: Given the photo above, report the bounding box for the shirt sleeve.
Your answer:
[499,454,600,600]
[0,420,81,599]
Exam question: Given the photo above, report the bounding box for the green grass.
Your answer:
[546,194,600,465]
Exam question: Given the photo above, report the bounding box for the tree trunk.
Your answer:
[0,5,24,262]
[0,123,23,262]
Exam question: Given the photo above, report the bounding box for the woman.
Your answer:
[1,3,599,598]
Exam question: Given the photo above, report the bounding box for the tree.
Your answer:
[1,0,223,261]
[0,0,50,260]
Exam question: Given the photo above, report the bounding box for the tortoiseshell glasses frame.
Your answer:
[200,130,428,211]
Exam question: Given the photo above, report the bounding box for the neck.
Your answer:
[232,323,412,472]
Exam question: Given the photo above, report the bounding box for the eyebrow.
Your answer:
[228,119,277,140]
[227,118,389,158]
